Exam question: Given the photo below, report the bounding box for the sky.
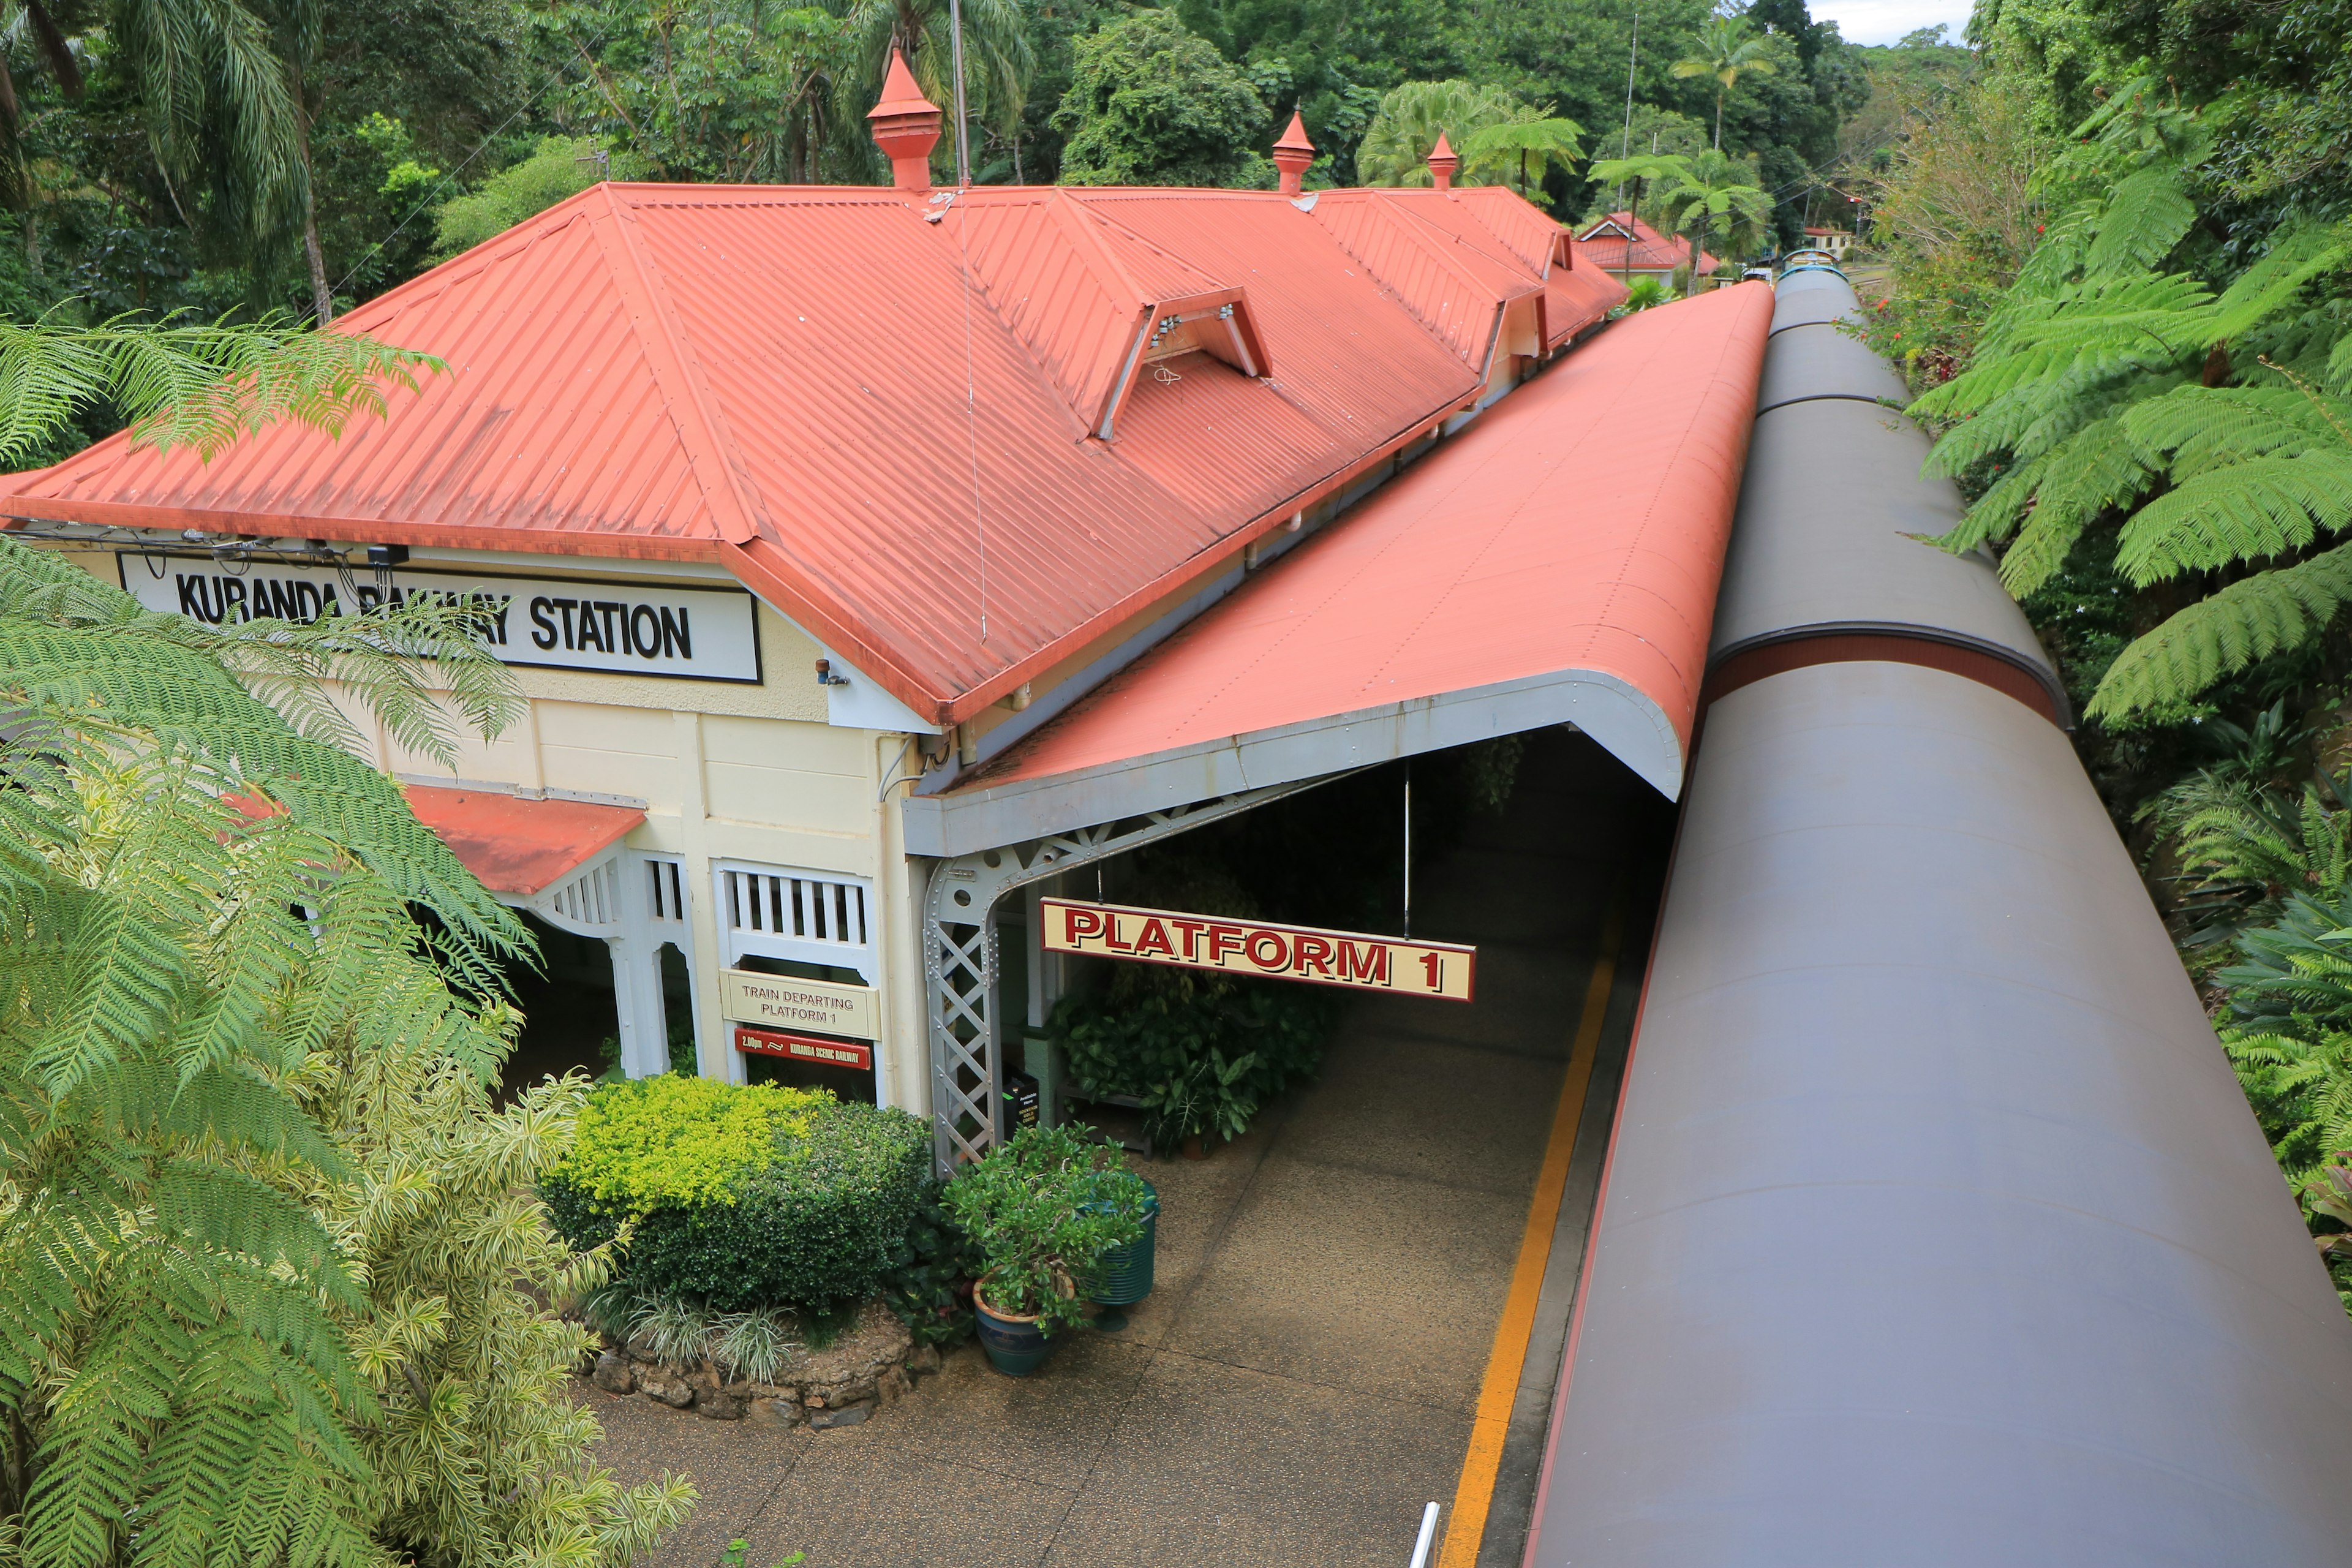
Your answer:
[1809,0,1976,45]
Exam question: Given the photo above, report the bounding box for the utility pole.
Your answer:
[947,0,973,187]
[1615,9,1639,211]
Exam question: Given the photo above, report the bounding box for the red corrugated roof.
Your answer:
[402,785,643,897]
[1,180,1605,723]
[950,284,1774,800]
[1575,213,1721,276]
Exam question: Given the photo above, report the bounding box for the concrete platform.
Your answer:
[582,730,1664,1567]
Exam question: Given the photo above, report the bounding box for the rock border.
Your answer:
[587,1298,945,1430]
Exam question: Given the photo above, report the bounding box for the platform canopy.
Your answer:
[902,284,1774,858]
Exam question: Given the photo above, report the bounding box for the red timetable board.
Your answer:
[734,1025,873,1069]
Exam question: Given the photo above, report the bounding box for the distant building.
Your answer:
[1573,212,1721,285]
[1801,225,1855,257]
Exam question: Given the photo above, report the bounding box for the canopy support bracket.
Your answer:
[921,780,1328,1174]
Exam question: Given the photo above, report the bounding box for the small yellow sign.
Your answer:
[719,970,880,1039]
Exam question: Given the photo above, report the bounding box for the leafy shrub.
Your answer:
[543,1080,929,1314]
[881,1180,982,1348]
[943,1124,1149,1335]
[1053,973,1339,1145]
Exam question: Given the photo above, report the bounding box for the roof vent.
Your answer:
[1273,111,1316,197]
[867,50,941,196]
[1427,130,1459,194]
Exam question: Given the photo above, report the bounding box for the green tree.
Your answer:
[1651,147,1771,292]
[1670,13,1776,149]
[1588,148,1687,235]
[844,0,1032,158]
[431,135,648,258]
[0,540,696,1568]
[1355,78,1531,186]
[0,325,695,1566]
[1459,115,1583,197]
[1052,11,1270,188]
[1911,100,2352,723]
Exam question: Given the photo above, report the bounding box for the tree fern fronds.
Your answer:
[2120,384,2347,473]
[2089,540,2352,721]
[1997,416,2149,595]
[1936,455,2048,551]
[2326,331,2352,396]
[2114,451,2352,585]
[2083,165,2198,276]
[0,312,439,470]
[2207,222,2352,342]
[2010,197,2098,295]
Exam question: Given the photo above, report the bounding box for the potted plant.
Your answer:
[944,1123,1150,1375]
[1142,1047,1258,1157]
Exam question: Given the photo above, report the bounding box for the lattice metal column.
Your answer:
[922,783,1329,1173]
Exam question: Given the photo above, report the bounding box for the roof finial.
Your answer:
[1427,130,1458,194]
[867,49,942,197]
[1273,111,1316,197]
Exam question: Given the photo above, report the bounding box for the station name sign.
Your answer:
[118,554,763,684]
[720,970,880,1039]
[1041,897,1474,1002]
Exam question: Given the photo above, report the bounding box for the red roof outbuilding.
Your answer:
[1574,212,1721,278]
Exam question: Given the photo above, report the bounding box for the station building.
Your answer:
[1,65,1769,1165]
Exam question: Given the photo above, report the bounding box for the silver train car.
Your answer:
[1523,269,2352,1567]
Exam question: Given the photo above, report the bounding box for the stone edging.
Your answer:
[587,1298,942,1431]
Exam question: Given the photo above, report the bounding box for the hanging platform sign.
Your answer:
[720,970,880,1039]
[734,1025,873,1071]
[1039,897,1475,1002]
[117,554,763,684]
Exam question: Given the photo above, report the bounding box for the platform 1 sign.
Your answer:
[1040,897,1474,1002]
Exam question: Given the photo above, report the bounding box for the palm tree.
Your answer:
[1459,116,1584,199]
[843,0,1032,162]
[1670,15,1776,150]
[1652,149,1773,296]
[1355,79,1530,187]
[1586,152,1691,276]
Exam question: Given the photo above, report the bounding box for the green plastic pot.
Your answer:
[1088,1180,1159,1307]
[974,1276,1058,1376]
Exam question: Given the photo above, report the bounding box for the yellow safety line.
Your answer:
[1436,897,1625,1568]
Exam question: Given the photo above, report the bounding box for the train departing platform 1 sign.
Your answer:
[1039,898,1475,1002]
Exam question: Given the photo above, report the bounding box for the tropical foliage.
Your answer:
[0,0,1892,332]
[543,1078,932,1314]
[1050,10,1270,188]
[1672,14,1777,149]
[1864,0,2352,1302]
[942,1123,1147,1334]
[0,535,694,1566]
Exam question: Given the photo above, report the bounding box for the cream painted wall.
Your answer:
[702,713,872,839]
[39,540,934,1116]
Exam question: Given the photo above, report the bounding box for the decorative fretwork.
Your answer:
[922,783,1327,1172]
[519,846,696,1079]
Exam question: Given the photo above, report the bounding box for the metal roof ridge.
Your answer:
[1310,193,1517,369]
[586,186,774,550]
[1368,189,1547,293]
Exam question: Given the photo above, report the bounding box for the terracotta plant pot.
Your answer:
[1181,1134,1207,1160]
[973,1277,1058,1376]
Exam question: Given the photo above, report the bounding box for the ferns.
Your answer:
[2086,541,2352,722]
[0,545,691,1568]
[0,312,437,469]
[1914,145,2352,719]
